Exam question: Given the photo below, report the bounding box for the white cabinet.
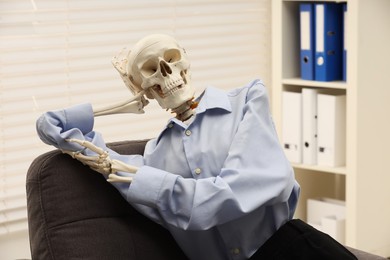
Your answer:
[271,0,390,257]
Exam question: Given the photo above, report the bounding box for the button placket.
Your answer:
[182,126,199,178]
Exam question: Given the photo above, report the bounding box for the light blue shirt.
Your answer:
[36,79,300,260]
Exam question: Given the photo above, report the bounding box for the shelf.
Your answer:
[273,0,390,256]
[282,78,347,89]
[291,163,347,175]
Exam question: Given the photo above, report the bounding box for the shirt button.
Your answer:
[194,168,201,175]
[232,248,240,255]
[185,129,192,136]
[168,123,174,128]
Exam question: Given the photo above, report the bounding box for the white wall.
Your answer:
[0,231,31,260]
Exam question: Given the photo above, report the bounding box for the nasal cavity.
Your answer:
[160,60,172,76]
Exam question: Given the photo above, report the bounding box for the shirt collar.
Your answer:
[195,86,232,114]
[165,86,232,129]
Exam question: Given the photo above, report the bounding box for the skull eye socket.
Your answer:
[141,60,158,77]
[164,49,181,63]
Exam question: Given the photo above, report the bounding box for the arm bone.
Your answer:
[93,90,149,117]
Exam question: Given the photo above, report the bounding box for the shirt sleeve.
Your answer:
[36,103,96,151]
[127,82,298,230]
[36,103,130,159]
[35,103,150,205]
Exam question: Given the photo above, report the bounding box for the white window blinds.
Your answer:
[0,0,271,235]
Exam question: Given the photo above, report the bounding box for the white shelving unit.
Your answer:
[272,0,390,257]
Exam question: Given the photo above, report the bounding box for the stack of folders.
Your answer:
[282,89,346,167]
[300,2,347,81]
[307,198,346,244]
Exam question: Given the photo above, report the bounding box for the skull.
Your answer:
[126,34,195,111]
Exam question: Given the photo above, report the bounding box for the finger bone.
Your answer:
[73,153,100,162]
[107,174,133,183]
[66,138,105,155]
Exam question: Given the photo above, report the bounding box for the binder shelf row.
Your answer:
[282,87,346,173]
[300,2,347,82]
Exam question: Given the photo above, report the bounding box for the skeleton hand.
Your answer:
[62,138,138,183]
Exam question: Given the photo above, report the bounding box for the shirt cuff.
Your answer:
[63,103,94,134]
[127,166,176,208]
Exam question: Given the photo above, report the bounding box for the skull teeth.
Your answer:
[153,78,185,98]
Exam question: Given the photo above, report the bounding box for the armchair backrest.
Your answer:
[26,140,187,260]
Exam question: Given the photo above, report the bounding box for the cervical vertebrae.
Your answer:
[171,98,198,122]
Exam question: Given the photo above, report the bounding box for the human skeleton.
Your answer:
[64,34,197,183]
